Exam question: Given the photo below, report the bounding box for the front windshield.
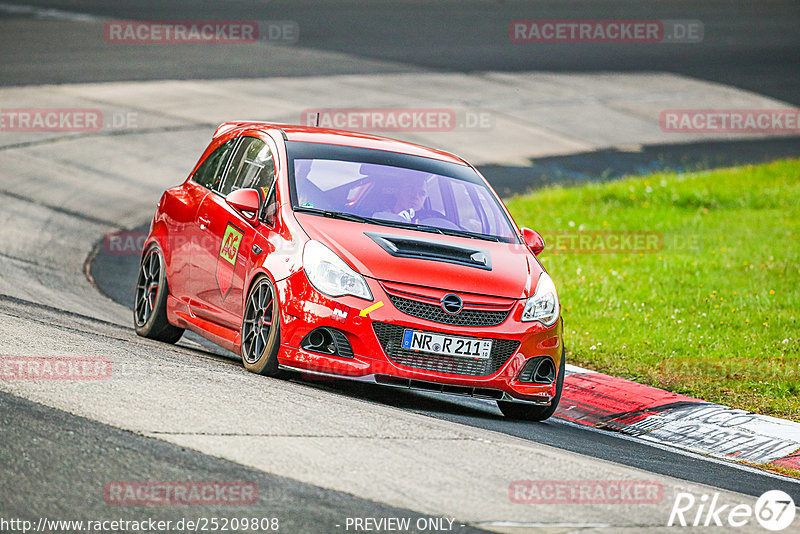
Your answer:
[287,142,518,243]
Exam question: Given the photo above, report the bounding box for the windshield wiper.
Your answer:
[293,206,503,242]
[293,206,372,224]
[295,207,445,235]
[368,218,504,242]
[368,218,446,236]
[437,227,503,242]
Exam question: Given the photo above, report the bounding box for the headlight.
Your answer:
[302,240,373,301]
[521,272,560,326]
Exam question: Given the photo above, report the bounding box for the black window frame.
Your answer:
[259,181,279,227]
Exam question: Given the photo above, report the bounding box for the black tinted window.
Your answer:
[192,138,236,189]
[218,137,276,196]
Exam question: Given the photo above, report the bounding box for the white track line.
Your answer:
[0,2,99,22]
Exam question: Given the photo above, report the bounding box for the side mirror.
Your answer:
[521,227,545,255]
[225,188,261,222]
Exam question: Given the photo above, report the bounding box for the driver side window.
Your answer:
[192,138,236,189]
[218,136,276,196]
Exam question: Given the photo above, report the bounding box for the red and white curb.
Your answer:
[555,364,800,473]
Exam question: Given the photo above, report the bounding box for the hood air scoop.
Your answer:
[365,232,492,270]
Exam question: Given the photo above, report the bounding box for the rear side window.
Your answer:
[192,138,236,189]
[218,136,276,196]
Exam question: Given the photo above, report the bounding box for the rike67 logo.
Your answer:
[216,223,244,300]
[669,490,796,531]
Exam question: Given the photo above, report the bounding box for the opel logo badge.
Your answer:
[440,294,463,315]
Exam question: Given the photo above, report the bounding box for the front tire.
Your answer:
[497,346,565,421]
[134,246,184,343]
[241,276,282,376]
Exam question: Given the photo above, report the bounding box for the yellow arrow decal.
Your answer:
[359,301,384,317]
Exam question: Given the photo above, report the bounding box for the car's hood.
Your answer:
[295,213,540,299]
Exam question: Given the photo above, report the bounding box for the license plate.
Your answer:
[401,329,492,359]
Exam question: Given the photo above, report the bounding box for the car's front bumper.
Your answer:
[275,271,564,405]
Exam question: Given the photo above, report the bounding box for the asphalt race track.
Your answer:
[1,1,799,532]
[92,222,800,501]
[1,0,798,106]
[0,390,490,533]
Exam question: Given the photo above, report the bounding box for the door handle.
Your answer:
[198,216,210,229]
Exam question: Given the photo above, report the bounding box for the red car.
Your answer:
[135,122,564,420]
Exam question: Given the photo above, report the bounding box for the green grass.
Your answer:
[505,159,800,421]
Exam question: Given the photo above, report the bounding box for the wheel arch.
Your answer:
[242,269,283,337]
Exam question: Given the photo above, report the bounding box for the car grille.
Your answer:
[386,294,512,327]
[372,322,520,377]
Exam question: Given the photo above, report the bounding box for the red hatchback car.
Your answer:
[135,122,564,420]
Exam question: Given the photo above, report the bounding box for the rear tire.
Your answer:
[134,246,184,343]
[241,276,283,376]
[497,346,565,421]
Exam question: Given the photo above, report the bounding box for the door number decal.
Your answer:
[216,222,245,300]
